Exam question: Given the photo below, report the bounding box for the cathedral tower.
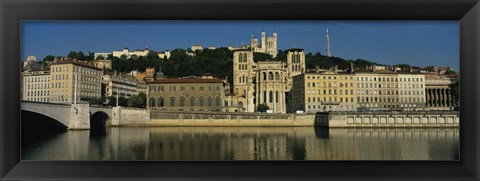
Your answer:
[233,50,255,112]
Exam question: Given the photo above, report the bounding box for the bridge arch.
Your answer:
[90,111,111,129]
[22,110,68,131]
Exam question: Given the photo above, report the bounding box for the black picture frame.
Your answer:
[1,0,479,180]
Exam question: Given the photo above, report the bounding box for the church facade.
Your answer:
[232,48,305,113]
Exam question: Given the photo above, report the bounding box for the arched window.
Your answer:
[158,97,164,107]
[199,96,204,106]
[296,54,301,63]
[268,72,273,80]
[190,97,195,106]
[179,97,185,106]
[276,91,279,102]
[170,97,175,106]
[263,72,267,81]
[239,76,242,83]
[275,72,280,80]
[150,98,156,107]
[264,91,267,103]
[239,53,244,62]
[269,91,273,103]
[207,97,212,106]
[291,54,295,63]
[243,53,248,62]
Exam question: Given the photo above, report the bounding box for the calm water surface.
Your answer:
[22,127,459,160]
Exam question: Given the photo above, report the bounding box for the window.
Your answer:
[199,97,204,106]
[180,97,185,106]
[190,97,195,106]
[180,86,184,91]
[208,97,212,106]
[150,98,156,107]
[158,97,164,107]
[170,97,175,106]
[200,86,204,91]
[216,97,221,107]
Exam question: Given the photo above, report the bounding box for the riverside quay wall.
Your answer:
[148,111,314,126]
[314,111,459,128]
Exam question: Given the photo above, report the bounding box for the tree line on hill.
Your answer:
[41,48,449,93]
[40,48,459,110]
[42,48,423,82]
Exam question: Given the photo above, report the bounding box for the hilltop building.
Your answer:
[247,31,278,58]
[112,47,150,58]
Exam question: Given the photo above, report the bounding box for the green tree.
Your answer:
[85,51,95,61]
[67,51,86,60]
[449,78,460,110]
[257,103,270,113]
[118,96,129,107]
[42,55,55,62]
[274,50,287,62]
[88,98,103,105]
[107,96,117,107]
[129,92,147,108]
[96,55,105,60]
[444,70,457,75]
[253,52,273,62]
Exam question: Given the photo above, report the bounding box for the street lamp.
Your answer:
[74,69,78,105]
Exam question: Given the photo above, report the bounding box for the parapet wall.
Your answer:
[315,111,459,128]
[113,107,150,126]
[149,111,314,127]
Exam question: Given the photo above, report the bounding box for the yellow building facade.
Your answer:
[147,77,226,112]
[23,69,50,102]
[292,71,356,113]
[49,60,102,103]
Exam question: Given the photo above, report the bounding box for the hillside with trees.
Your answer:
[49,48,420,88]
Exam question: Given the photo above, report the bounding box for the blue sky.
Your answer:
[22,21,459,71]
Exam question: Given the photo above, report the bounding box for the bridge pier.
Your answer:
[110,107,121,126]
[68,104,90,129]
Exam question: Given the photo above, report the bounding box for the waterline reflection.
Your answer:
[22,127,459,160]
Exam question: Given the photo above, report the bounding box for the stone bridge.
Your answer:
[21,101,116,129]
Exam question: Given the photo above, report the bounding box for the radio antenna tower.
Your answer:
[325,29,332,57]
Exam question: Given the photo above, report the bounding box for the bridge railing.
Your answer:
[21,100,72,106]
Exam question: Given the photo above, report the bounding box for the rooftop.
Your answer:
[148,77,224,84]
[50,59,102,70]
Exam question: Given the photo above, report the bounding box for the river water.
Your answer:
[22,127,459,160]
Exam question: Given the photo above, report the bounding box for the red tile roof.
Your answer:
[50,59,102,70]
[148,78,224,84]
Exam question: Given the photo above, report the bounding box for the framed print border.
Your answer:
[1,0,479,180]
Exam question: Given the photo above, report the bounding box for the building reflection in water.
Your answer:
[22,127,459,161]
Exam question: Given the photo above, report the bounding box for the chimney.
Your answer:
[393,66,397,72]
[334,65,338,73]
[315,66,320,73]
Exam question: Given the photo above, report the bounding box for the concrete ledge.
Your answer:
[315,111,460,128]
